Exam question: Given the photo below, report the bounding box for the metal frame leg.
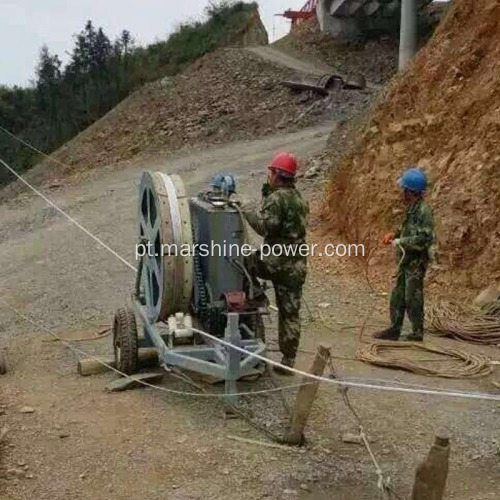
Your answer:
[225,313,241,406]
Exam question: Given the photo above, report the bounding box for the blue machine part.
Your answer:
[222,175,236,195]
[210,174,236,196]
[210,174,225,189]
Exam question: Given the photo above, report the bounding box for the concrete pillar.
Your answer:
[399,0,418,71]
[317,0,361,39]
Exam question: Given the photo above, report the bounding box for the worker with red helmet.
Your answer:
[243,152,309,374]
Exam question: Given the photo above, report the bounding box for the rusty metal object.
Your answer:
[224,291,247,313]
[281,73,344,96]
[280,0,318,29]
[281,72,366,95]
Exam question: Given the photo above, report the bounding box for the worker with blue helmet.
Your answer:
[398,167,428,193]
[374,167,435,342]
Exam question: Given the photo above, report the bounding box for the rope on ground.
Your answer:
[356,340,492,379]
[324,353,401,500]
[1,156,499,398]
[354,244,494,379]
[168,366,286,443]
[41,326,112,343]
[0,296,313,399]
[190,326,500,400]
[427,299,500,345]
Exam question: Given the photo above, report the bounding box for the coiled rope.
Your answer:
[428,299,500,345]
[356,245,493,378]
[356,340,492,379]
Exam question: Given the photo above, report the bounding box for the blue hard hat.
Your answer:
[222,175,236,195]
[210,174,224,189]
[398,168,428,193]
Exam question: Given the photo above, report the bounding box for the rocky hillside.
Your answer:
[26,49,326,181]
[26,51,374,183]
[325,0,500,290]
[275,19,398,85]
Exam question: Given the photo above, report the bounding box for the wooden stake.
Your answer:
[284,344,331,445]
[77,348,158,376]
[411,429,450,500]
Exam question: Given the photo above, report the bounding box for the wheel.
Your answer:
[113,307,139,375]
[0,350,7,375]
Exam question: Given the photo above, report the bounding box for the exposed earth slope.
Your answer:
[325,0,500,290]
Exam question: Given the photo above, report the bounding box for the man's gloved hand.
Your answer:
[229,193,252,210]
[261,182,272,198]
[391,238,402,247]
[383,233,395,245]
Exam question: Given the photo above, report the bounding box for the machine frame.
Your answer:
[114,171,268,403]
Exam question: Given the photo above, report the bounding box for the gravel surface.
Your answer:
[1,125,500,499]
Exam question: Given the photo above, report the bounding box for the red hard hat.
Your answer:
[269,152,298,177]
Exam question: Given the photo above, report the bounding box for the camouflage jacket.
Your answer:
[395,199,435,263]
[244,184,309,285]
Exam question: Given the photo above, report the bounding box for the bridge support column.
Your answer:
[317,0,360,39]
[399,0,418,71]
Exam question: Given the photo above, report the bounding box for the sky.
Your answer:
[0,0,300,87]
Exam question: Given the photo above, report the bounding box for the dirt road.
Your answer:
[1,124,500,500]
[247,46,332,75]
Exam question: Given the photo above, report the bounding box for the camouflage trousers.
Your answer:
[246,253,304,360]
[274,284,302,360]
[390,259,428,336]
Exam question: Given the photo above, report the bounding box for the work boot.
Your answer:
[273,357,295,376]
[372,327,400,341]
[403,333,424,342]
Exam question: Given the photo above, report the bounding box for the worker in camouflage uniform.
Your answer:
[243,152,309,374]
[374,168,435,342]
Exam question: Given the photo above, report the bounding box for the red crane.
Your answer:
[279,0,318,28]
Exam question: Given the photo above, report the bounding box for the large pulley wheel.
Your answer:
[113,307,139,375]
[138,172,193,322]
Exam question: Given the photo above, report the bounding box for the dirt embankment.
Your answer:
[233,8,268,46]
[28,50,309,181]
[14,14,392,189]
[23,46,373,187]
[323,0,500,291]
[275,19,398,85]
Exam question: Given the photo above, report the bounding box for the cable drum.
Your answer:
[138,172,193,322]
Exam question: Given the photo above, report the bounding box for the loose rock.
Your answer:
[19,406,35,414]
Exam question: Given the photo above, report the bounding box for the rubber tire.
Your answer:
[0,351,7,375]
[113,307,139,375]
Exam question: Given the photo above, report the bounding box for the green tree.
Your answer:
[0,2,261,185]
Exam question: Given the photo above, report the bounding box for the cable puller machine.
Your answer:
[113,171,268,402]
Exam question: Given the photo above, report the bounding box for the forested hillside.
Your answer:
[0,1,264,183]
